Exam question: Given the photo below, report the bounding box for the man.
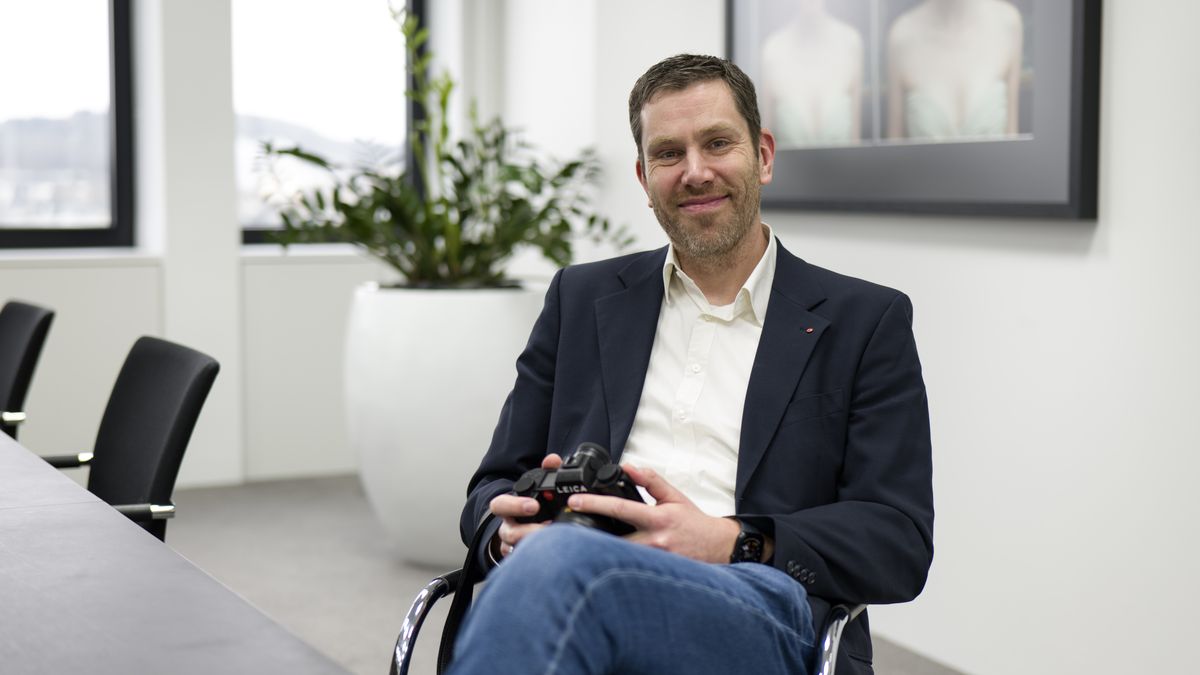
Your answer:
[447,54,933,675]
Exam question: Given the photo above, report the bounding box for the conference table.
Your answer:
[0,433,351,674]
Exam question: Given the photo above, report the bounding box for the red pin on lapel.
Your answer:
[805,327,814,334]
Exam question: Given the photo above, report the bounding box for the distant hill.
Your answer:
[237,114,402,167]
[0,111,403,226]
[0,111,400,169]
[0,111,107,170]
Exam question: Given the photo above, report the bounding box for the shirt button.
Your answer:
[690,363,702,373]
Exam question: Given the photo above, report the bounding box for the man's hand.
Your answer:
[566,465,756,564]
[488,453,563,559]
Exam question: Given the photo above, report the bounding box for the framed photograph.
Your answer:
[727,0,1101,218]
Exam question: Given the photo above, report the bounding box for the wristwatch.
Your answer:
[728,517,766,564]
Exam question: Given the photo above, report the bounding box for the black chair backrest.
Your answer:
[87,336,219,539]
[0,300,55,439]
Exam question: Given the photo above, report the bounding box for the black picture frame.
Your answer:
[727,0,1101,219]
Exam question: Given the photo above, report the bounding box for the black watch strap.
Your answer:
[728,517,766,564]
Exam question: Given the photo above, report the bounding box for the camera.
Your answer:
[511,442,644,536]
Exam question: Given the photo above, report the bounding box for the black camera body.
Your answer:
[511,442,644,536]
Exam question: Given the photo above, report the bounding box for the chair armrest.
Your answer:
[1,411,27,425]
[42,452,95,469]
[392,569,463,675]
[815,603,867,675]
[113,503,176,522]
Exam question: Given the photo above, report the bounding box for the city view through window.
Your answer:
[0,1,112,229]
[234,0,408,228]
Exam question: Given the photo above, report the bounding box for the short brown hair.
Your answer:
[628,54,762,160]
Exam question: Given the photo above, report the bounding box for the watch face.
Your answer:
[740,537,762,560]
[733,524,765,563]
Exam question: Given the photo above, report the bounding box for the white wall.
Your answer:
[492,0,1200,672]
[241,249,391,480]
[145,0,245,485]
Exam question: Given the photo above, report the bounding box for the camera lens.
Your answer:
[566,442,611,467]
[596,464,621,484]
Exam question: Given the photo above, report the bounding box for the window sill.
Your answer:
[240,243,376,266]
[0,249,161,269]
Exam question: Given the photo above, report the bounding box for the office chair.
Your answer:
[0,300,55,439]
[43,336,220,541]
[391,521,867,675]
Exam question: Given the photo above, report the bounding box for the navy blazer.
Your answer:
[461,241,934,672]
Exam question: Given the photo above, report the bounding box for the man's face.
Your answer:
[635,80,775,263]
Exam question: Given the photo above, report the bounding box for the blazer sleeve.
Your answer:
[458,269,565,557]
[746,292,934,605]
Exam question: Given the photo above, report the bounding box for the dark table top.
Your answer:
[0,433,352,674]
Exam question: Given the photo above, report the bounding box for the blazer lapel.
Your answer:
[736,244,830,504]
[595,248,667,460]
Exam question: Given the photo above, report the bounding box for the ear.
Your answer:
[758,128,776,186]
[635,157,652,207]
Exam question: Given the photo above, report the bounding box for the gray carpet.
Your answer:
[167,475,962,675]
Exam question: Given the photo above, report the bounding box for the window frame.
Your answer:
[241,0,426,245]
[0,0,135,249]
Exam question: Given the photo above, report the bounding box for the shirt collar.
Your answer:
[660,223,777,325]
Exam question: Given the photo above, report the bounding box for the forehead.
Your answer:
[639,79,747,146]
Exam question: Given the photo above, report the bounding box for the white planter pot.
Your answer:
[345,282,545,566]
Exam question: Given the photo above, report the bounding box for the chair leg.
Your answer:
[141,520,167,541]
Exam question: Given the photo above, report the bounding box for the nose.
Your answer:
[680,151,714,188]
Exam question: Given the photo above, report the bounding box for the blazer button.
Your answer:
[806,572,816,584]
[786,561,799,574]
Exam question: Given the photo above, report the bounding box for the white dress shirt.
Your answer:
[621,226,778,517]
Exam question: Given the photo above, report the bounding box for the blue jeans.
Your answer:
[446,524,815,675]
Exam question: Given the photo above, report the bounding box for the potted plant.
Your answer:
[262,11,627,565]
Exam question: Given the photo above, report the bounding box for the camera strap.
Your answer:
[436,512,497,674]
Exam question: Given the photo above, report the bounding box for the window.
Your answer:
[0,0,133,248]
[234,0,413,243]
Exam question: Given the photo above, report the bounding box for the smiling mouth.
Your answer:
[678,195,729,212]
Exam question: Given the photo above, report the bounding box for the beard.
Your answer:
[650,164,763,263]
